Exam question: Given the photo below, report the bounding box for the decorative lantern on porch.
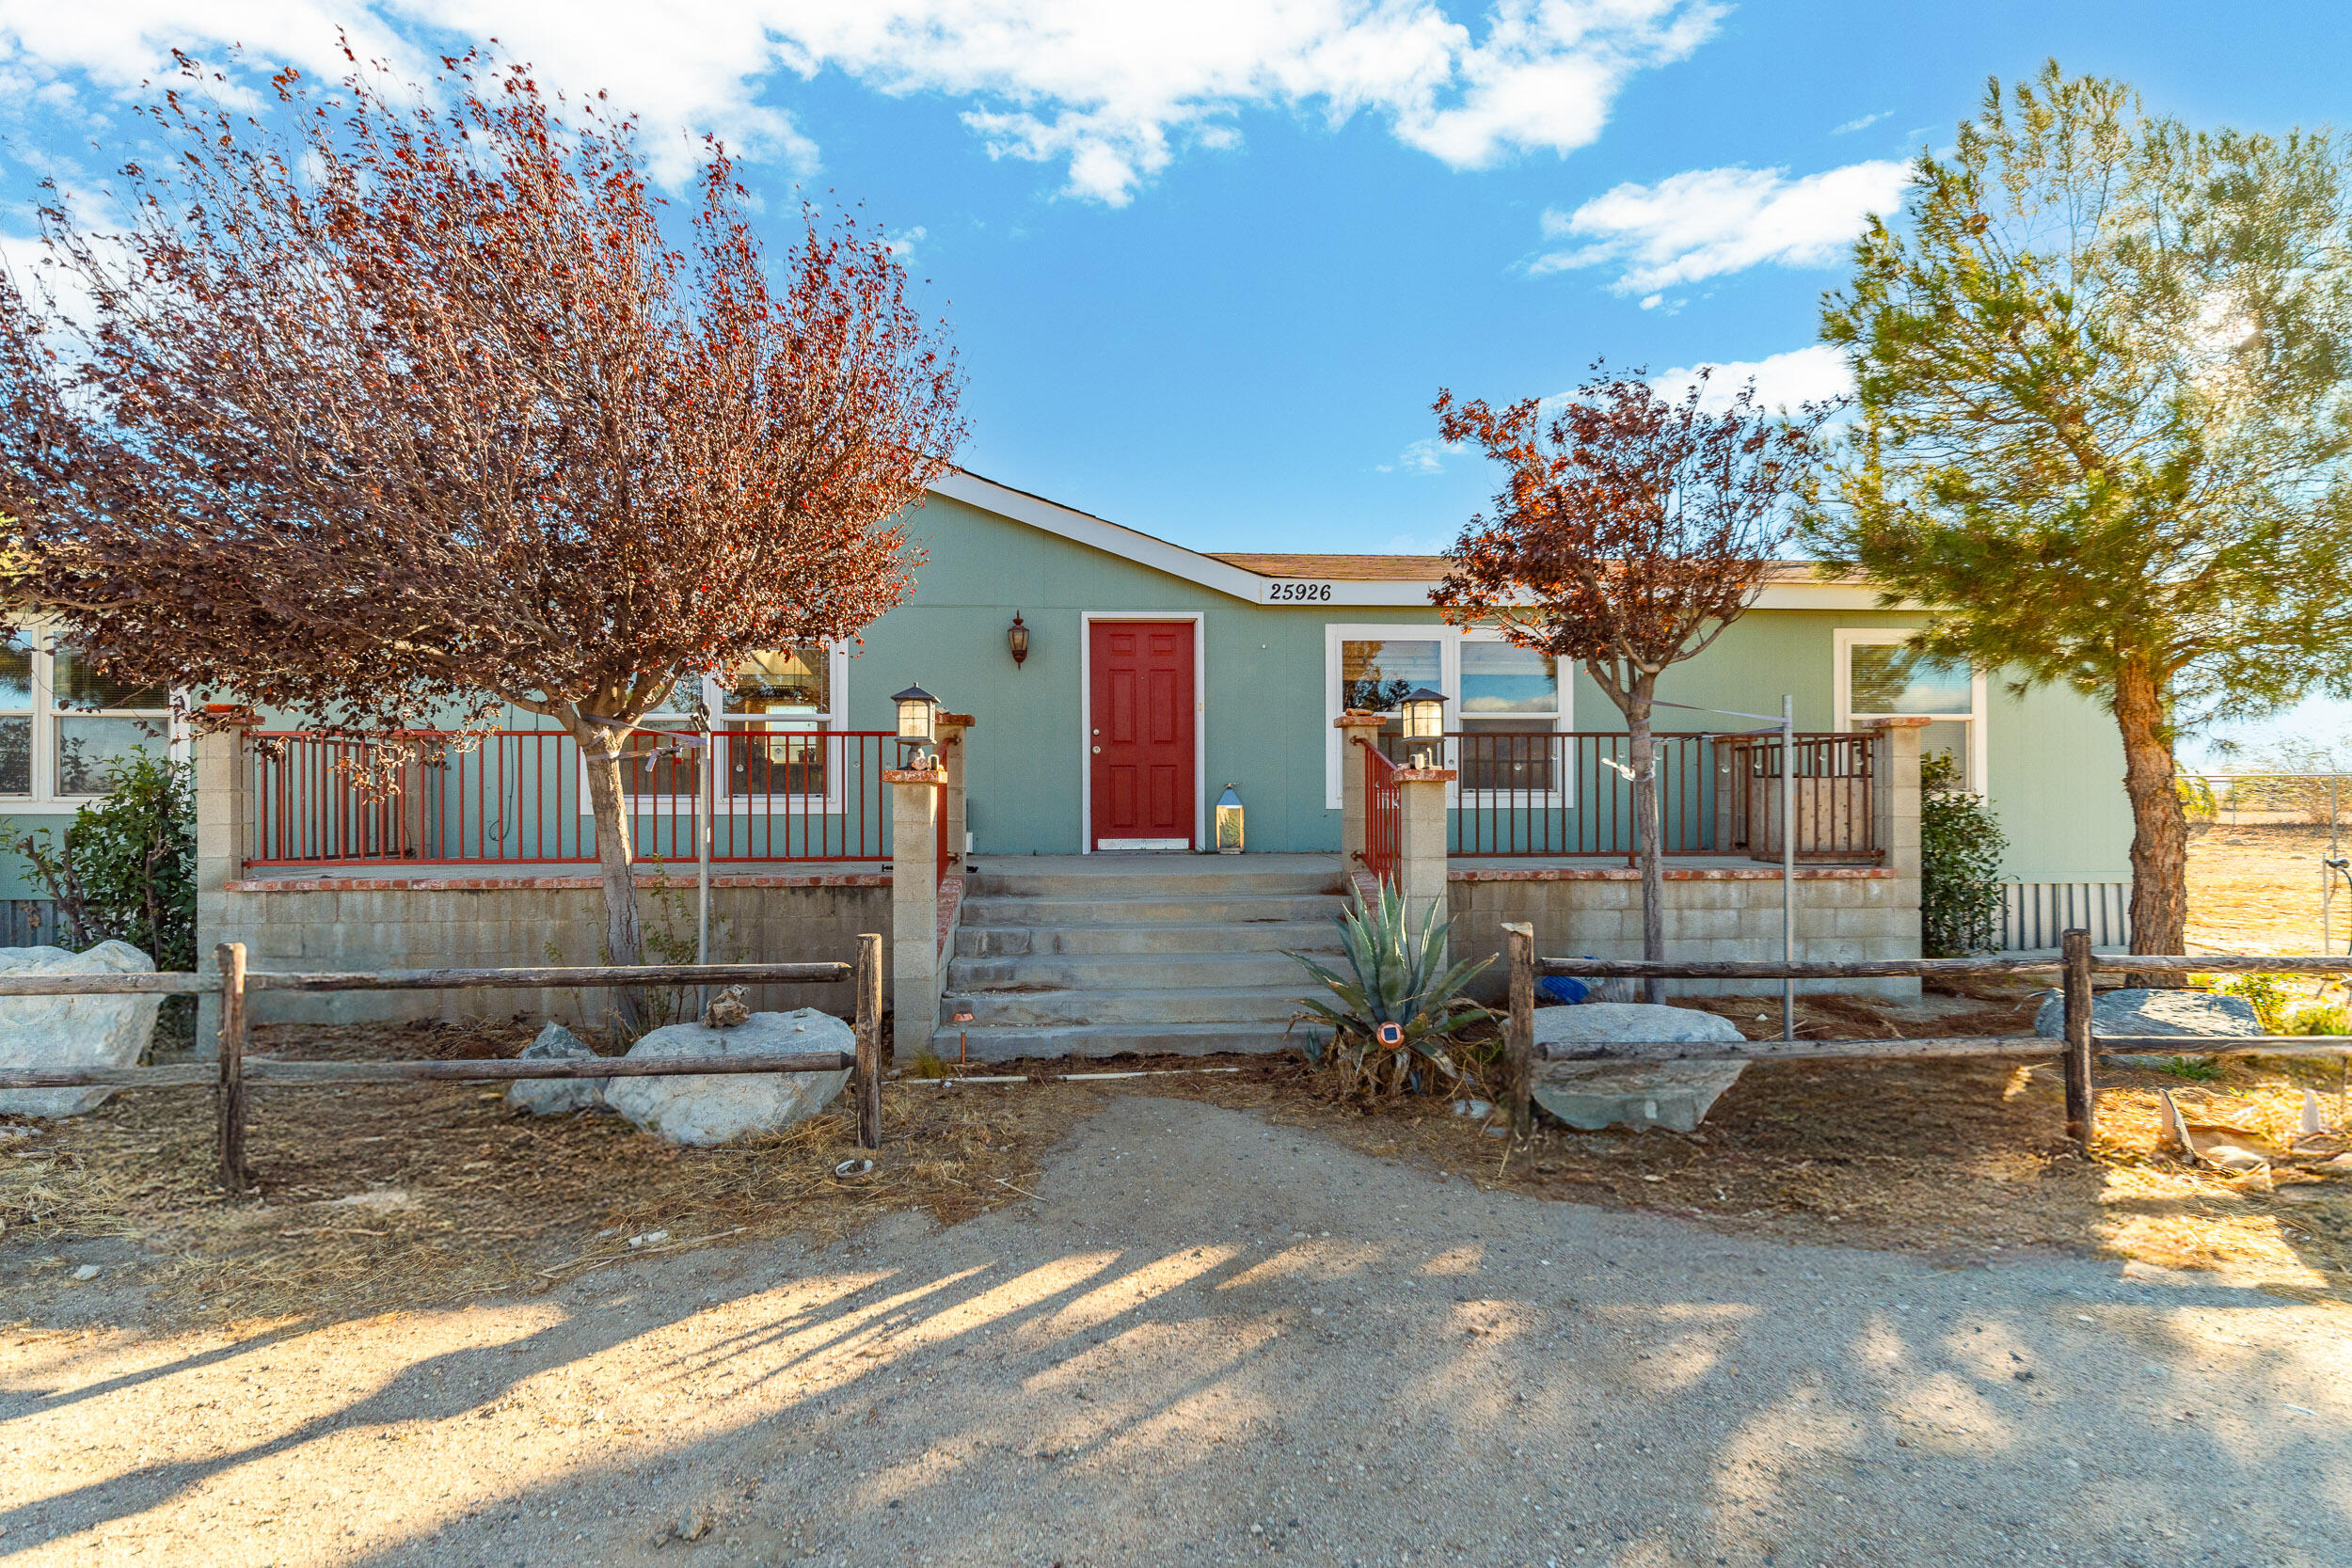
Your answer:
[893,684,939,763]
[1400,686,1447,767]
[1215,784,1245,854]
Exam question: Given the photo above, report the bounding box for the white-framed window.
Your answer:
[1324,624,1567,806]
[0,626,178,804]
[621,643,849,813]
[1834,628,1986,790]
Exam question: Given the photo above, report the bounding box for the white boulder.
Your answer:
[504,1022,606,1117]
[2033,988,2262,1069]
[603,1009,851,1147]
[0,942,164,1117]
[1532,1002,1749,1133]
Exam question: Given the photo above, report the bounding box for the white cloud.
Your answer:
[1532,159,1909,293]
[1376,436,1462,476]
[1649,344,1852,413]
[1830,110,1887,135]
[0,0,1725,203]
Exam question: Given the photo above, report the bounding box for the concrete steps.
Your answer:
[940,854,1347,1062]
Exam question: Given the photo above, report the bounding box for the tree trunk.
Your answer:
[574,720,646,1035]
[1628,680,1666,1006]
[2113,655,2187,981]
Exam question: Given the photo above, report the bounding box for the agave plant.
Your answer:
[1290,882,1494,1097]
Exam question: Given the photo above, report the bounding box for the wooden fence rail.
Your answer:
[0,937,888,1193]
[1509,928,2352,1148]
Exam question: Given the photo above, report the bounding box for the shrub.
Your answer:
[1290,882,1492,1098]
[1918,751,2008,958]
[2214,972,2292,1032]
[8,747,196,971]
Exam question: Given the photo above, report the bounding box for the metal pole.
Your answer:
[697,727,714,1018]
[1781,694,1795,1042]
[2328,775,2339,958]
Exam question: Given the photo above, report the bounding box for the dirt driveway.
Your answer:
[6,1091,2349,1567]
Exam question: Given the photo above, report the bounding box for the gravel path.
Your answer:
[4,1092,2347,1566]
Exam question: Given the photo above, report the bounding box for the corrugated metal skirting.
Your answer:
[0,899,56,947]
[2001,881,2131,954]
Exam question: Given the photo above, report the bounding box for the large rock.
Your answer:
[504,1022,606,1117]
[1532,1003,1748,1133]
[2033,988,2261,1069]
[603,1009,851,1147]
[0,942,164,1117]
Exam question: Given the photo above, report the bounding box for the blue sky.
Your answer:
[5,2,2352,756]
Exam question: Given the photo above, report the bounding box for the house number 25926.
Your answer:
[1264,580,1334,602]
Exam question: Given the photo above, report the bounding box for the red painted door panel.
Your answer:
[1089,621,1195,848]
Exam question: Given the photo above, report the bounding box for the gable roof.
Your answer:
[928,468,1889,610]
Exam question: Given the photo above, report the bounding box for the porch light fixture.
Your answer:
[892,684,939,750]
[1215,784,1245,855]
[1401,686,1447,768]
[1008,612,1030,667]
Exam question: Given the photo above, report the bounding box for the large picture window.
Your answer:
[621,644,848,810]
[0,628,176,804]
[1836,628,1986,789]
[1324,625,1567,806]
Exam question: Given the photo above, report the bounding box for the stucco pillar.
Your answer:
[1333,712,1385,875]
[887,765,946,1059]
[1395,765,1454,961]
[192,709,252,1060]
[1862,716,1928,955]
[936,713,974,866]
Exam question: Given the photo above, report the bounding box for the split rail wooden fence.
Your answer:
[1498,926,2352,1148]
[0,935,888,1192]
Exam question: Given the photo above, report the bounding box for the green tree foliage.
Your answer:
[1918,751,2008,958]
[8,749,196,970]
[1807,63,2352,959]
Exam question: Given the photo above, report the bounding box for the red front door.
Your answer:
[1089,620,1196,849]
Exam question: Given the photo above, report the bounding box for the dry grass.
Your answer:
[2186,822,2351,956]
[0,1016,1090,1324]
[1117,986,2352,1300]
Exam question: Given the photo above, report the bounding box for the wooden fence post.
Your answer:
[215,942,249,1193]
[2060,927,2095,1150]
[1503,922,1535,1137]
[855,931,883,1149]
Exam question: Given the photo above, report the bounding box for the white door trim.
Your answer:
[1078,611,1207,854]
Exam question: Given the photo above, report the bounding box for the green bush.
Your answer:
[1918,751,2009,958]
[1290,881,1492,1098]
[2214,972,2291,1032]
[8,748,197,971]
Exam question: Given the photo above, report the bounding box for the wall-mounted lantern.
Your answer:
[1401,687,1446,766]
[893,684,939,758]
[1215,784,1245,854]
[1007,612,1030,668]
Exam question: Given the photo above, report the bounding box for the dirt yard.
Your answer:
[5,1092,2347,1567]
[5,835,2352,1561]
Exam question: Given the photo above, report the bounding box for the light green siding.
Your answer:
[851,495,2135,878]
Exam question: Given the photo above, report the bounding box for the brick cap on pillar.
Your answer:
[1856,716,1935,729]
[200,703,260,727]
[882,767,946,785]
[1333,711,1388,729]
[938,713,977,728]
[1393,767,1457,783]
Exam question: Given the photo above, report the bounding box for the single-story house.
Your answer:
[7,470,2137,1053]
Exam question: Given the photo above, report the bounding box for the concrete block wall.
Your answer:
[1447,867,1917,1000]
[214,874,891,1028]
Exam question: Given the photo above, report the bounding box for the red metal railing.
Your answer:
[1372,730,1879,862]
[1361,741,1401,884]
[246,728,909,869]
